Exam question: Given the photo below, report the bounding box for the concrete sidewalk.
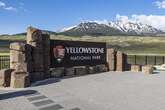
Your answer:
[1,71,165,110]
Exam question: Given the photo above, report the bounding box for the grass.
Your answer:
[1,35,165,65]
[0,35,25,41]
[50,35,165,55]
[0,53,10,56]
[1,35,165,55]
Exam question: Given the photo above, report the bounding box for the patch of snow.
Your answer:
[60,25,77,32]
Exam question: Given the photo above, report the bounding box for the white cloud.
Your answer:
[93,20,109,25]
[116,14,165,31]
[116,14,130,23]
[0,1,17,11]
[4,6,16,11]
[154,1,165,9]
[0,1,5,7]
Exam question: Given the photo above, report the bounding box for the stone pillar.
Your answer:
[107,48,116,71]
[10,71,30,88]
[10,42,31,88]
[142,65,153,74]
[10,43,24,69]
[42,34,51,78]
[131,65,141,72]
[27,27,44,81]
[27,27,50,82]
[10,42,32,72]
[116,51,127,71]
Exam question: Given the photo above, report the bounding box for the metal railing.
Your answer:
[127,55,165,65]
[0,56,10,70]
[0,55,165,70]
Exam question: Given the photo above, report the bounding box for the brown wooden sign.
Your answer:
[50,40,107,67]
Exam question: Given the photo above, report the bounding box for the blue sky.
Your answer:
[0,0,165,34]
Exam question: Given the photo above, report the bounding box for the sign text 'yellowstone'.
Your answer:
[50,40,106,67]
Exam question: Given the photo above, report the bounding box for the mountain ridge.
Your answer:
[1,21,165,37]
[59,20,164,36]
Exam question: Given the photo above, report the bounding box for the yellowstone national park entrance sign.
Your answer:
[50,40,107,67]
[2,27,128,89]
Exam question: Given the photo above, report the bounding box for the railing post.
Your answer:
[2,56,4,69]
[163,56,165,64]
[154,56,156,65]
[0,56,1,69]
[145,56,147,65]
[135,55,137,65]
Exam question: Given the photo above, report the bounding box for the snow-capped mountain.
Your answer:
[108,20,161,35]
[60,20,163,36]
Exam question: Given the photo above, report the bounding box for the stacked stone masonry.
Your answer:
[106,49,127,72]
[0,27,143,88]
[27,27,50,82]
[116,51,127,71]
[107,48,116,71]
[50,65,108,78]
[10,42,30,88]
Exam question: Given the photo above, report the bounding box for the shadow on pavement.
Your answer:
[31,78,61,87]
[153,72,160,74]
[0,90,38,100]
[153,70,161,74]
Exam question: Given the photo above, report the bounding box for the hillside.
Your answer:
[0,35,165,55]
[59,21,164,36]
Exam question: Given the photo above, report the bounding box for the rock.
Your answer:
[87,66,96,74]
[27,27,43,43]
[131,65,141,72]
[10,71,30,88]
[10,53,26,68]
[51,67,64,78]
[107,48,116,71]
[0,69,14,87]
[10,43,32,73]
[142,65,153,74]
[29,42,44,50]
[74,66,88,76]
[10,42,28,69]
[95,64,108,73]
[10,42,26,52]
[65,67,75,77]
[14,63,28,72]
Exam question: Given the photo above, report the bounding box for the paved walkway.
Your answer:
[1,71,165,110]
